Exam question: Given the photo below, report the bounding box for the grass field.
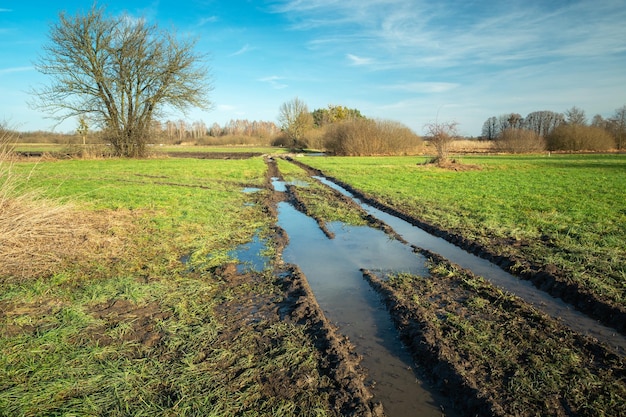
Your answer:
[2,151,625,415]
[1,156,369,416]
[300,154,626,307]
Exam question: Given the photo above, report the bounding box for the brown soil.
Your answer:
[362,251,626,416]
[418,158,483,171]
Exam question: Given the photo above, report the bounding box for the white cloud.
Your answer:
[217,104,236,111]
[197,16,218,26]
[0,66,32,75]
[346,53,373,66]
[258,75,288,89]
[230,44,252,56]
[383,82,459,94]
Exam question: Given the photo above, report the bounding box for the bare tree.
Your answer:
[278,97,312,147]
[481,116,498,140]
[424,120,459,164]
[565,106,587,125]
[30,4,212,157]
[524,110,564,137]
[609,105,626,150]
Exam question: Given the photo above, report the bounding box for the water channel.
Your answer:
[312,176,626,355]
[276,196,457,416]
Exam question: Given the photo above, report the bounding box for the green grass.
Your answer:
[10,157,269,261]
[383,260,626,416]
[1,156,348,416]
[276,158,367,226]
[301,154,626,305]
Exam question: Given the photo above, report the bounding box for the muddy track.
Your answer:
[286,157,626,336]
[262,157,384,416]
[277,264,384,416]
[266,156,625,415]
[362,251,626,416]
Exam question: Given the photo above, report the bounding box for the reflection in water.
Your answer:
[313,176,626,355]
[278,200,456,417]
[228,233,270,273]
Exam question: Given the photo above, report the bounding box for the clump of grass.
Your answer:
[378,259,626,416]
[0,125,122,281]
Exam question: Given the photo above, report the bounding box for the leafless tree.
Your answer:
[424,120,459,164]
[524,110,564,137]
[30,4,212,157]
[481,116,498,140]
[278,97,312,147]
[565,106,587,126]
[608,105,626,150]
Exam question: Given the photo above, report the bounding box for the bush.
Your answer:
[495,128,545,153]
[324,119,422,156]
[546,125,615,151]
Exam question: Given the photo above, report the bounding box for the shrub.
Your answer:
[546,124,615,151]
[495,128,545,153]
[324,119,421,156]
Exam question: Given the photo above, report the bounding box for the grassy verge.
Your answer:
[276,158,368,228]
[363,255,626,416]
[300,154,626,308]
[0,156,373,416]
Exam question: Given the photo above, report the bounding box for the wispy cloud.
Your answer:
[0,66,32,75]
[197,15,218,26]
[258,75,288,89]
[230,44,252,57]
[0,8,12,12]
[383,82,459,94]
[346,54,373,66]
[272,0,626,69]
[217,104,236,111]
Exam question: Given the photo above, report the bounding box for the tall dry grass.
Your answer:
[0,125,122,281]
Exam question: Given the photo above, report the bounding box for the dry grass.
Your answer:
[0,126,126,282]
[447,139,496,153]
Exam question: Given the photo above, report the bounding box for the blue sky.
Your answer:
[1,0,625,136]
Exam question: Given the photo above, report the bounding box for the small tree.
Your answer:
[608,105,626,150]
[277,97,312,147]
[76,116,88,146]
[424,120,459,164]
[31,4,212,157]
[565,106,587,125]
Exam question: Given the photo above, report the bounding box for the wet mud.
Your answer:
[269,156,625,416]
[362,255,626,416]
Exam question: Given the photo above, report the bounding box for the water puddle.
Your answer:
[270,177,309,192]
[313,176,626,354]
[242,186,262,193]
[227,233,271,273]
[275,179,457,415]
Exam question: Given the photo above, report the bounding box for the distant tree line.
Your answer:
[481,105,626,152]
[276,98,422,155]
[151,119,279,143]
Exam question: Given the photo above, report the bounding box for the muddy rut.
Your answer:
[264,156,625,417]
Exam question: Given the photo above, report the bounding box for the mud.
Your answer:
[207,259,382,415]
[288,157,626,336]
[362,252,626,416]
